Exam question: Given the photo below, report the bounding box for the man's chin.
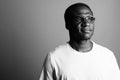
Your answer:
[79,35,92,40]
[80,37,91,40]
[76,36,91,41]
[82,33,93,40]
[74,33,93,41]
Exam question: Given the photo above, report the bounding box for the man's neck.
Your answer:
[69,39,93,52]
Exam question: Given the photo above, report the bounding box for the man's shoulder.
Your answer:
[93,41,114,54]
[48,43,69,57]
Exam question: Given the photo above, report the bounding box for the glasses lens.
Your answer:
[87,17,95,23]
[73,16,95,24]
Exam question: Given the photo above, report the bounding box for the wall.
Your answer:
[0,0,120,80]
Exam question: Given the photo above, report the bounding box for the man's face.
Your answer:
[69,7,95,40]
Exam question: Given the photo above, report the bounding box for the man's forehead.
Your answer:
[73,7,93,16]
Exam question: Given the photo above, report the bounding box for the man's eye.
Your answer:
[86,17,95,22]
[88,17,95,21]
[87,17,92,21]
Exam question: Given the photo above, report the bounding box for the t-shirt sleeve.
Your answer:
[39,54,57,80]
[108,51,120,80]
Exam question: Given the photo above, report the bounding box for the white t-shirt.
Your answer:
[39,42,120,80]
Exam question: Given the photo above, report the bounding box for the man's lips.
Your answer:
[84,30,91,33]
[81,29,92,33]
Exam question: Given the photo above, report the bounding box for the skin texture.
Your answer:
[65,4,95,52]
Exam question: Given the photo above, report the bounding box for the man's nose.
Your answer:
[81,21,90,27]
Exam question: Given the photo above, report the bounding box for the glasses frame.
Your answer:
[73,16,95,24]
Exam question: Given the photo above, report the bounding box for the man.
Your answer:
[39,3,120,80]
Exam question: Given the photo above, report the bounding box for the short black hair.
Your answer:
[64,3,93,30]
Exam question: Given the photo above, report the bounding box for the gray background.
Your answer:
[0,0,120,80]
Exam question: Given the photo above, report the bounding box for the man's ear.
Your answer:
[65,21,72,30]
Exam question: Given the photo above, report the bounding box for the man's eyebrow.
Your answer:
[81,12,93,15]
[74,12,93,16]
[75,14,93,18]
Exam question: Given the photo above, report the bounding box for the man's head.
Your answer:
[64,3,95,41]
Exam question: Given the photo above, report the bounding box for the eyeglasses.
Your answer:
[74,16,95,24]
